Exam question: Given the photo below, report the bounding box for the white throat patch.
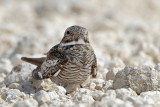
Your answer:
[60,39,86,46]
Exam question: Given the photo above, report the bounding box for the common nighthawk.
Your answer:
[21,25,97,93]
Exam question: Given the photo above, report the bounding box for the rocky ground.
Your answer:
[0,0,160,107]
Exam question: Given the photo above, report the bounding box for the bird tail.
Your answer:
[21,57,46,66]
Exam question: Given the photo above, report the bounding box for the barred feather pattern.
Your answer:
[33,43,97,86]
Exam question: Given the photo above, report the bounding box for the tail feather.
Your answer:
[21,57,46,66]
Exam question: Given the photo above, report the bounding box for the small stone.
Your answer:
[95,84,103,90]
[155,63,160,71]
[113,65,160,94]
[80,94,94,103]
[126,96,144,107]
[2,89,24,103]
[103,80,113,91]
[94,96,133,107]
[106,68,120,80]
[0,82,6,88]
[89,82,96,90]
[115,88,137,100]
[10,54,23,66]
[4,63,35,86]
[0,59,13,75]
[34,90,59,105]
[91,79,104,86]
[95,72,103,79]
[99,69,108,80]
[13,98,38,107]
[91,90,105,101]
[8,83,19,89]
[73,88,94,103]
[140,91,160,102]
[104,90,116,98]
[90,79,104,90]
[54,86,66,95]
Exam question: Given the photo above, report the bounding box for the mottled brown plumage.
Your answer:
[21,25,97,93]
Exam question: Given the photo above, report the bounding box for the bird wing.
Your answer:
[91,52,97,78]
[40,45,68,78]
[21,57,46,66]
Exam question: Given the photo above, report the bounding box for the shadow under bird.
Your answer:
[21,25,97,93]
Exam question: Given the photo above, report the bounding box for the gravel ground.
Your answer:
[0,0,160,107]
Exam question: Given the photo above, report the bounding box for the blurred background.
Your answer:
[0,0,160,70]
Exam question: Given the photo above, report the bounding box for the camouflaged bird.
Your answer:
[21,25,97,93]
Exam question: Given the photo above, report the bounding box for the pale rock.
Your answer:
[0,59,13,75]
[0,82,6,88]
[126,96,146,107]
[99,68,108,80]
[13,98,38,107]
[34,90,51,104]
[126,95,159,107]
[0,96,5,105]
[58,101,76,107]
[155,63,160,71]
[73,88,94,103]
[104,90,116,98]
[0,104,11,107]
[47,100,63,107]
[1,89,25,103]
[4,63,35,86]
[39,103,49,107]
[34,90,59,105]
[77,88,91,94]
[106,67,120,80]
[115,88,137,100]
[140,91,160,104]
[90,79,105,90]
[0,87,8,95]
[40,79,56,90]
[0,73,6,83]
[113,66,160,94]
[80,94,94,103]
[95,84,103,90]
[18,79,43,94]
[8,83,19,89]
[89,82,96,90]
[10,54,23,66]
[90,90,105,101]
[103,80,113,91]
[4,62,43,94]
[94,96,133,107]
[48,100,88,107]
[53,86,66,95]
[95,72,103,79]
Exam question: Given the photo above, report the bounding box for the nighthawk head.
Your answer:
[60,25,89,46]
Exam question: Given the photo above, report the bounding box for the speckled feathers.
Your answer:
[21,25,97,93]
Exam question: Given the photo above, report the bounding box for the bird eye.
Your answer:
[66,31,70,34]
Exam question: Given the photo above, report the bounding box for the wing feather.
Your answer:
[91,53,97,78]
[40,45,68,78]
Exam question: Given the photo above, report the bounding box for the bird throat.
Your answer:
[60,39,86,46]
